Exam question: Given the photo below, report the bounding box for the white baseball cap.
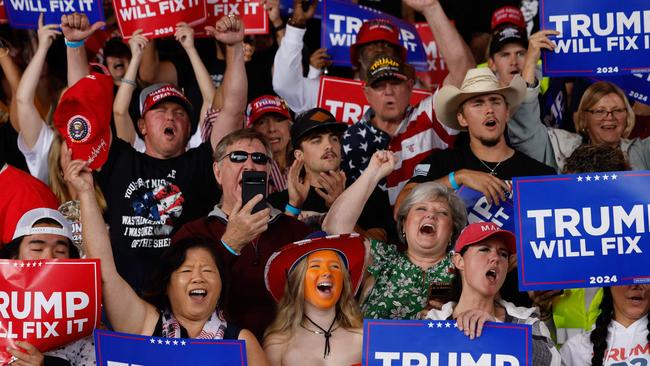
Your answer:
[12,208,73,241]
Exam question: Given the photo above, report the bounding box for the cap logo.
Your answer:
[370,57,399,72]
[310,111,333,122]
[367,18,396,32]
[67,116,91,143]
[498,27,522,42]
[481,223,499,232]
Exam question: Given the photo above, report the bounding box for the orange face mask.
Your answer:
[303,250,344,309]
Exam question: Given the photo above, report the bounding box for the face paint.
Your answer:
[303,250,344,309]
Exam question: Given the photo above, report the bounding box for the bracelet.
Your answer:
[221,239,240,256]
[64,38,85,48]
[285,203,302,216]
[120,78,137,86]
[273,23,286,33]
[448,171,460,190]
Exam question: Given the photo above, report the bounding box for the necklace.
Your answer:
[478,158,504,176]
[301,315,338,358]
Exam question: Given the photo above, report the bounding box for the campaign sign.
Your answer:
[321,0,427,71]
[94,329,248,365]
[114,0,206,39]
[0,259,101,365]
[362,319,532,366]
[317,76,431,124]
[541,0,650,76]
[514,171,650,291]
[279,0,324,18]
[458,186,514,232]
[5,0,103,29]
[596,73,650,104]
[199,0,267,36]
[0,1,8,23]
[415,22,449,90]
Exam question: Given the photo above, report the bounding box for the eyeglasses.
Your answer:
[219,151,269,165]
[586,108,627,119]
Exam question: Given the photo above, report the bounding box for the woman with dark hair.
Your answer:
[65,159,269,365]
[560,286,650,366]
[423,222,561,365]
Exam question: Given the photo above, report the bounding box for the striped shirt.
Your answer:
[341,94,458,204]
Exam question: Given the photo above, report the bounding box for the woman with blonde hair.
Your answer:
[263,234,365,365]
[509,80,649,172]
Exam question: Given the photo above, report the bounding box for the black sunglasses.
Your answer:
[220,150,269,165]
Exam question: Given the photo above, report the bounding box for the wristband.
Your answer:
[221,239,240,256]
[120,78,137,86]
[285,203,301,216]
[448,171,460,190]
[64,38,85,48]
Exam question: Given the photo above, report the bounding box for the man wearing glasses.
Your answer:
[173,128,312,340]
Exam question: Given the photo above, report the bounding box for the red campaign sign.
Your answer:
[199,0,268,35]
[317,76,431,125]
[113,0,207,39]
[415,22,450,91]
[0,259,101,365]
[0,1,7,24]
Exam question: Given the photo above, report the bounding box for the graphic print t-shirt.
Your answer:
[97,138,219,292]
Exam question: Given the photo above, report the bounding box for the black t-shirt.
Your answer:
[409,145,556,184]
[408,145,555,307]
[0,123,28,172]
[268,185,396,239]
[96,138,220,293]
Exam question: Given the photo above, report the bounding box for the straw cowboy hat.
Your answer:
[435,68,526,131]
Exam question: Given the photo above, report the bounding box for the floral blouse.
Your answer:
[362,239,455,320]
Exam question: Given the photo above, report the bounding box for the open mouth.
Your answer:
[268,137,281,144]
[600,124,618,130]
[164,127,175,137]
[321,152,337,160]
[486,269,497,280]
[316,282,333,295]
[189,289,207,299]
[419,223,435,235]
[114,62,125,70]
[485,119,497,127]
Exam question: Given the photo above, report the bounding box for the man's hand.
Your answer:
[309,48,332,70]
[37,13,61,50]
[287,157,310,209]
[455,169,510,205]
[315,170,346,208]
[221,195,270,252]
[60,13,105,42]
[403,0,439,13]
[206,14,245,46]
[62,143,94,195]
[289,0,317,28]
[523,30,559,84]
[6,341,45,366]
[262,0,281,26]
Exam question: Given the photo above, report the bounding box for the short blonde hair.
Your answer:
[575,81,635,138]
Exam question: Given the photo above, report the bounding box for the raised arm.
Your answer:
[323,150,395,234]
[403,0,475,87]
[0,42,23,132]
[60,13,105,86]
[175,22,216,126]
[206,15,247,149]
[16,14,59,149]
[138,38,177,85]
[263,0,285,45]
[65,155,157,335]
[113,31,148,145]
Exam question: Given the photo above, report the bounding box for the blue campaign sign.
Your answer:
[514,172,650,291]
[597,73,650,104]
[321,0,427,71]
[541,0,650,77]
[94,330,247,366]
[457,186,514,232]
[362,319,532,366]
[5,0,104,29]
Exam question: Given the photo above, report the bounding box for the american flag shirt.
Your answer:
[342,94,458,205]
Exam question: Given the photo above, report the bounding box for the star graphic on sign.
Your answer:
[453,322,458,328]
[445,322,451,328]
[611,174,618,180]
[173,340,179,346]
[603,174,609,180]
[428,322,434,328]
[150,339,156,344]
[19,262,25,268]
[165,340,171,345]
[38,262,43,267]
[585,176,592,181]
[577,176,583,182]
[181,340,187,346]
[157,339,163,344]
[13,262,18,267]
[436,322,443,328]
[594,175,600,181]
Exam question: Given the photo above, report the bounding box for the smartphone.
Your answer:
[242,171,267,214]
[428,282,453,303]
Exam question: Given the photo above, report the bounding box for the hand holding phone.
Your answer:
[242,171,267,214]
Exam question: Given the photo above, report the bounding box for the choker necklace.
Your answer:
[301,315,337,358]
[478,158,504,176]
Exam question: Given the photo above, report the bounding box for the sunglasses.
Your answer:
[220,151,269,165]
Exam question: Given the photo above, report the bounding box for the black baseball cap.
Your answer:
[290,108,347,149]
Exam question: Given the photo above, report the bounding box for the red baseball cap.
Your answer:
[139,83,193,118]
[453,222,516,254]
[264,233,366,302]
[53,73,113,171]
[491,6,526,30]
[350,18,407,67]
[246,95,291,128]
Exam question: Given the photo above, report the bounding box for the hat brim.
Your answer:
[141,95,193,118]
[434,74,526,131]
[292,122,348,149]
[264,233,366,302]
[454,228,517,255]
[367,72,408,87]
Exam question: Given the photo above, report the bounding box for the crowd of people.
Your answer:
[0,0,648,365]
